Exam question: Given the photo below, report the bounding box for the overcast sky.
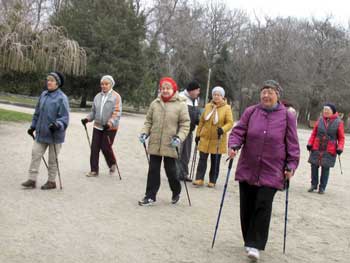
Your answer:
[222,0,350,26]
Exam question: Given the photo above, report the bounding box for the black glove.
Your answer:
[306,145,312,151]
[27,127,35,137]
[81,118,88,126]
[195,136,200,145]
[103,124,110,131]
[217,127,224,136]
[232,145,240,151]
[336,149,343,155]
[48,122,60,133]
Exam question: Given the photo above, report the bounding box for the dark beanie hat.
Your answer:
[261,80,283,97]
[48,71,64,87]
[186,80,201,91]
[324,103,337,114]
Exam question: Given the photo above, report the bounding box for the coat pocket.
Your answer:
[326,140,337,155]
[312,137,320,151]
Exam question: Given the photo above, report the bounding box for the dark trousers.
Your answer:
[239,182,277,250]
[311,164,330,190]
[90,128,117,173]
[145,155,181,200]
[177,132,193,178]
[195,151,222,183]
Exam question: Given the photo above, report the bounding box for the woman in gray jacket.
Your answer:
[81,75,122,177]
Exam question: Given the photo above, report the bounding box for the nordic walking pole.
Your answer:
[176,147,192,206]
[189,144,198,180]
[106,135,122,180]
[338,155,343,175]
[143,142,150,164]
[50,132,62,190]
[212,158,234,248]
[28,133,49,169]
[82,123,91,148]
[283,179,290,254]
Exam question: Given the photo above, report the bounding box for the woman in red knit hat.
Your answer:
[138,77,190,206]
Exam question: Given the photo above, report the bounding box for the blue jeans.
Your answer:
[311,164,330,191]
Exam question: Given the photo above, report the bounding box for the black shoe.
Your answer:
[318,188,325,194]
[171,194,180,204]
[179,175,192,182]
[21,180,36,188]
[41,181,56,190]
[184,176,192,182]
[138,197,155,206]
[307,186,317,192]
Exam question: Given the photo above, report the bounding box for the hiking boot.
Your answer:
[207,182,215,188]
[318,188,325,194]
[41,181,56,190]
[307,186,317,192]
[247,248,260,261]
[192,179,204,186]
[86,171,98,177]
[138,197,155,206]
[171,194,180,204]
[21,180,36,188]
[109,164,116,175]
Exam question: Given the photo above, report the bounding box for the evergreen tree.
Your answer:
[52,0,146,106]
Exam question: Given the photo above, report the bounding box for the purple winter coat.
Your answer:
[228,103,300,190]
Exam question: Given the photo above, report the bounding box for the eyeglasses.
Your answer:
[261,89,276,96]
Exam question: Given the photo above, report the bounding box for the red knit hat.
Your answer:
[159,77,178,92]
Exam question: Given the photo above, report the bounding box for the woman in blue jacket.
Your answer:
[22,72,70,190]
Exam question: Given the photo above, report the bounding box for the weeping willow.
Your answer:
[0,24,86,76]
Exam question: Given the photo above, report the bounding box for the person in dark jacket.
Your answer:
[22,72,70,190]
[177,80,201,182]
[81,75,122,177]
[228,80,300,261]
[307,103,345,194]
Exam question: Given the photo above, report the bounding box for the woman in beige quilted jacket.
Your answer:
[138,77,190,206]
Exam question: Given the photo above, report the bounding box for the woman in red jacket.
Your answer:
[307,103,345,194]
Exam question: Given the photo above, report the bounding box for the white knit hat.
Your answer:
[212,86,225,97]
[101,75,115,88]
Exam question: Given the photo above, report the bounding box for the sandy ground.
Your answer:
[0,103,350,263]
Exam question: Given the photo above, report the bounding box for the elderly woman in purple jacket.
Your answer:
[228,80,300,261]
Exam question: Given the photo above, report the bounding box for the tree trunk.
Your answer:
[80,92,87,108]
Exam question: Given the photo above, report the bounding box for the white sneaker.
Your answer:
[109,164,116,175]
[245,246,252,253]
[247,248,260,261]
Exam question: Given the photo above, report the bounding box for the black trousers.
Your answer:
[145,155,181,200]
[239,182,277,250]
[177,132,193,178]
[195,151,222,183]
[90,128,117,173]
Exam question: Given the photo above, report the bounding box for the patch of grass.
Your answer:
[0,95,37,107]
[0,108,32,122]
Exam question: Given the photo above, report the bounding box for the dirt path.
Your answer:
[0,103,349,263]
